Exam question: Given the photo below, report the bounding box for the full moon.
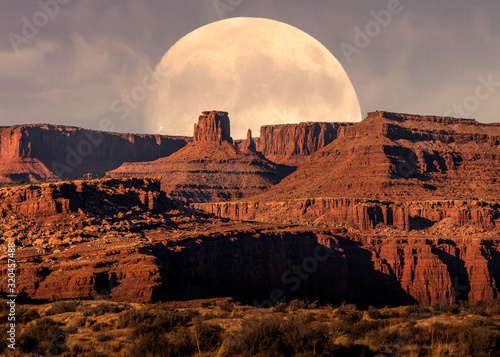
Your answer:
[144,17,361,139]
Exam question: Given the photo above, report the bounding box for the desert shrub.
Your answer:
[441,303,460,314]
[289,299,317,311]
[17,307,40,323]
[237,316,298,356]
[289,299,307,311]
[485,299,500,316]
[64,343,91,356]
[366,306,381,319]
[65,324,78,334]
[348,319,387,339]
[117,308,153,328]
[76,302,124,317]
[273,302,288,313]
[194,321,223,351]
[46,300,81,316]
[456,321,500,356]
[129,330,196,357]
[460,299,500,317]
[335,303,362,324]
[131,309,192,338]
[401,304,433,320]
[364,325,419,355]
[218,301,234,312]
[91,322,111,332]
[460,300,489,316]
[74,316,87,327]
[19,317,66,355]
[96,332,113,342]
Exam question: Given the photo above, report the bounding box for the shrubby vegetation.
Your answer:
[0,299,499,356]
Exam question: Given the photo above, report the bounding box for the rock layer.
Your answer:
[109,112,291,203]
[256,122,348,165]
[195,198,499,232]
[0,124,190,183]
[0,179,499,306]
[194,111,232,143]
[258,111,500,202]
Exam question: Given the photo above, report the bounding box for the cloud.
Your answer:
[0,0,498,133]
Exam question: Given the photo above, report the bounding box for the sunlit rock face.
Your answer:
[194,111,232,143]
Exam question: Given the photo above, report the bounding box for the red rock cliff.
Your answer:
[194,111,232,143]
[0,124,190,182]
[256,122,349,165]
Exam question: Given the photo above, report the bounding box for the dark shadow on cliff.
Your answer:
[431,246,470,301]
[482,241,500,299]
[146,231,417,308]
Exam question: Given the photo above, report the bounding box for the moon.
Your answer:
[144,17,361,139]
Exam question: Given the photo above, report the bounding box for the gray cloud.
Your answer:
[1,0,499,135]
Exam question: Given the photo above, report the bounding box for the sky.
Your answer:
[1,0,499,135]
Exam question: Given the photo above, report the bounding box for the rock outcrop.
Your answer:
[196,111,500,232]
[0,124,190,183]
[108,112,291,203]
[256,122,349,165]
[258,111,500,202]
[194,111,232,143]
[2,110,500,308]
[194,198,499,232]
[0,179,499,306]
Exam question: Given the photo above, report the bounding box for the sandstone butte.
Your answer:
[0,110,499,308]
[107,111,292,202]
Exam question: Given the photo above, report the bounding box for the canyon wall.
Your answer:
[255,122,348,165]
[149,231,500,307]
[0,124,190,182]
[194,198,499,232]
[0,180,498,306]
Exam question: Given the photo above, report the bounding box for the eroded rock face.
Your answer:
[109,112,290,203]
[0,125,190,183]
[0,178,499,306]
[2,111,500,308]
[194,111,232,143]
[256,111,500,202]
[194,198,499,232]
[194,111,500,232]
[256,122,348,165]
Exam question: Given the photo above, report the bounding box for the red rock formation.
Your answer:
[256,122,349,165]
[2,110,500,308]
[256,111,500,202]
[194,111,232,143]
[240,129,256,154]
[0,179,499,306]
[194,198,499,232]
[109,112,288,203]
[0,124,190,183]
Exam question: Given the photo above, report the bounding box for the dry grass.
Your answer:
[0,298,499,356]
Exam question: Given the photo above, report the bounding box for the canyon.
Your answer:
[0,110,499,308]
[0,124,190,183]
[0,178,499,307]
